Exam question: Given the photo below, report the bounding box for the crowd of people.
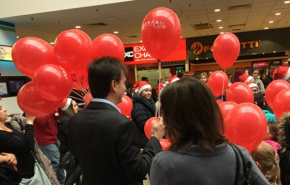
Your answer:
[1,57,290,185]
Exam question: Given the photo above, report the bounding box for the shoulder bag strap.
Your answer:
[230,143,241,185]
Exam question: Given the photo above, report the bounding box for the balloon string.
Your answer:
[158,60,161,117]
[221,69,227,103]
[68,96,85,102]
[74,75,90,96]
[72,89,86,99]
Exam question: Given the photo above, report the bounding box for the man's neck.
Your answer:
[104,95,118,105]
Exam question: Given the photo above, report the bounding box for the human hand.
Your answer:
[26,114,36,123]
[151,117,165,140]
[1,153,17,166]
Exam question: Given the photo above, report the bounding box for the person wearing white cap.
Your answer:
[273,66,290,83]
[245,81,259,94]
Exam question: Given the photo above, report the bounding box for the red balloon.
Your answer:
[17,82,62,116]
[272,88,290,120]
[53,29,92,74]
[141,7,181,60]
[92,34,124,61]
[117,95,133,116]
[33,64,72,101]
[227,82,254,104]
[71,68,89,90]
[207,71,229,97]
[265,80,290,108]
[144,117,158,139]
[160,139,171,150]
[212,32,240,69]
[12,37,58,77]
[224,103,267,152]
[83,93,93,106]
[219,101,237,119]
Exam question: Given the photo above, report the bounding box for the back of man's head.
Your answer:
[88,57,127,99]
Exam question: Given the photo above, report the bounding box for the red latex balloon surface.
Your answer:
[17,82,62,116]
[227,82,254,104]
[144,117,158,139]
[53,29,92,74]
[71,68,89,90]
[224,103,267,152]
[160,139,171,150]
[33,64,72,101]
[219,101,237,119]
[117,95,133,117]
[212,32,240,69]
[207,71,229,97]
[272,89,290,120]
[92,34,125,61]
[265,80,290,108]
[12,37,58,77]
[141,7,181,60]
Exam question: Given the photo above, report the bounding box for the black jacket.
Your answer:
[131,93,156,148]
[59,113,70,161]
[68,101,162,185]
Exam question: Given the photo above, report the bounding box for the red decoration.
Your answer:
[272,88,290,120]
[265,80,290,108]
[160,139,171,150]
[207,71,229,97]
[144,117,158,139]
[116,95,133,117]
[219,101,237,119]
[227,82,254,104]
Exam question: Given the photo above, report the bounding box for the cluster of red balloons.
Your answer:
[13,30,125,116]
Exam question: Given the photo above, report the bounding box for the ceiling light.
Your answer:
[220,32,224,34]
[273,51,276,53]
[275,13,281,15]
[16,36,19,39]
[140,40,142,42]
[75,26,81,29]
[114,31,118,34]
[181,36,182,38]
[50,42,54,45]
[219,26,223,29]
[214,9,220,12]
[264,27,269,29]
[269,21,274,23]
[217,19,222,22]
[263,52,265,54]
[196,58,198,60]
[206,58,208,59]
[284,1,290,4]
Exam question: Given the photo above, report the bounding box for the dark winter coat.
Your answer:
[131,93,156,148]
[59,113,71,162]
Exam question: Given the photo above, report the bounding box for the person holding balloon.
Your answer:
[131,81,156,148]
[150,77,268,185]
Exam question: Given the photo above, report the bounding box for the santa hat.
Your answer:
[239,74,254,83]
[245,81,258,89]
[155,82,164,95]
[59,98,72,111]
[273,66,290,81]
[168,75,180,84]
[134,81,151,94]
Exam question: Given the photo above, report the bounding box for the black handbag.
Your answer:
[229,143,252,185]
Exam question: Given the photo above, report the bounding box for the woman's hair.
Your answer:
[252,68,260,74]
[278,116,290,153]
[268,122,280,142]
[254,93,266,110]
[198,72,208,80]
[65,100,76,118]
[160,77,227,150]
[251,142,281,185]
[232,68,246,83]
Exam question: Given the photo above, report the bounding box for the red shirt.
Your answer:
[34,110,62,145]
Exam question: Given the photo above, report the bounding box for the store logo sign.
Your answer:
[0,46,12,61]
[124,45,155,62]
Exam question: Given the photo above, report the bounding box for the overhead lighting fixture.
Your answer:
[16,36,19,39]
[217,19,222,22]
[50,42,54,45]
[284,1,290,4]
[196,58,198,60]
[269,21,274,23]
[140,40,142,42]
[219,26,223,29]
[75,26,81,29]
[206,58,208,59]
[114,31,118,34]
[273,51,276,53]
[264,27,269,29]
[263,52,265,54]
[220,32,224,34]
[275,13,281,15]
[214,9,220,12]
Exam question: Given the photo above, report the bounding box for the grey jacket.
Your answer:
[9,115,60,185]
[150,143,269,185]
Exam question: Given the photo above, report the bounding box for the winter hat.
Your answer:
[59,98,72,111]
[155,82,164,95]
[239,74,254,83]
[263,110,278,122]
[245,81,258,89]
[168,75,180,84]
[134,81,151,94]
[273,66,290,80]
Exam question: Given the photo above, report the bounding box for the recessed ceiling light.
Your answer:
[220,32,224,34]
[214,9,220,12]
[217,19,222,22]
[264,27,269,29]
[284,1,290,4]
[16,36,19,39]
[206,58,208,59]
[219,26,223,29]
[275,13,281,15]
[263,52,265,54]
[196,58,199,60]
[273,51,276,53]
[269,21,274,23]
[50,42,54,45]
[75,26,81,29]
[114,31,118,34]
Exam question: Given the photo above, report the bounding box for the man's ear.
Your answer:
[111,80,117,92]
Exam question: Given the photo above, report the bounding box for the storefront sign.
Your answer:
[253,62,268,67]
[0,45,12,61]
[124,39,186,65]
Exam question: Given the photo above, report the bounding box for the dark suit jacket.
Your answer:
[68,101,162,185]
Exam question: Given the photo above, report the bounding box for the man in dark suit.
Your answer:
[69,57,164,185]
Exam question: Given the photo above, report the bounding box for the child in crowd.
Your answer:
[251,142,282,185]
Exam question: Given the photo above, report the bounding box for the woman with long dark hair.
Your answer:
[150,77,268,185]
